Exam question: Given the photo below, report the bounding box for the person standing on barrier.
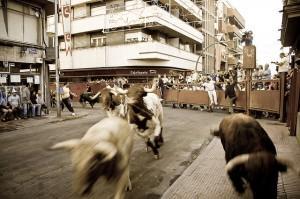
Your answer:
[202,77,218,112]
[61,82,77,116]
[225,80,237,114]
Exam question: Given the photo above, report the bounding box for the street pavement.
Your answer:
[162,119,300,199]
[0,105,224,199]
[0,104,299,199]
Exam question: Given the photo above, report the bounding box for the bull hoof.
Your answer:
[154,154,160,159]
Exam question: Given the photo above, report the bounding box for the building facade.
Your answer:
[215,0,245,71]
[47,0,204,83]
[0,0,53,101]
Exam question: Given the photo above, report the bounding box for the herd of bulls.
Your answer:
[51,80,299,199]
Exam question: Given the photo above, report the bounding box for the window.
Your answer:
[91,36,106,47]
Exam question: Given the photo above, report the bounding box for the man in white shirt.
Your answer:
[61,82,77,116]
[202,77,218,112]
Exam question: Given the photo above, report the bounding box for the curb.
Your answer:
[48,113,88,124]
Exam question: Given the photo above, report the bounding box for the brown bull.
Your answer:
[212,113,300,198]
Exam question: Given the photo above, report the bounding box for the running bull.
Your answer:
[94,81,164,159]
[51,117,134,199]
[212,113,300,198]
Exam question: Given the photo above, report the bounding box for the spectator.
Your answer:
[86,84,92,93]
[0,90,13,121]
[61,82,77,116]
[37,90,49,115]
[21,83,31,118]
[8,89,22,120]
[262,64,271,80]
[158,74,164,98]
[225,80,237,114]
[30,90,41,117]
[202,77,218,112]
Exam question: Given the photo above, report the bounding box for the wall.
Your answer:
[0,0,40,45]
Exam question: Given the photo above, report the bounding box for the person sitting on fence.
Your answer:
[225,80,237,114]
[8,89,22,120]
[0,90,13,122]
[202,77,218,112]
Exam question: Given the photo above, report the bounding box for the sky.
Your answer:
[228,0,284,66]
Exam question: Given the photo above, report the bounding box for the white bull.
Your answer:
[51,117,134,199]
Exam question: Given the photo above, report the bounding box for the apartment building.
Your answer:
[0,0,53,100]
[195,0,216,73]
[215,0,245,71]
[47,0,204,83]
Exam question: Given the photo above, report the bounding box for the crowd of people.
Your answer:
[0,84,49,122]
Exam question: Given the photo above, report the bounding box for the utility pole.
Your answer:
[54,0,61,117]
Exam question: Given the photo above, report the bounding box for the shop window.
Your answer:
[0,62,10,73]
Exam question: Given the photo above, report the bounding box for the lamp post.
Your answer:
[195,41,228,72]
[54,0,61,117]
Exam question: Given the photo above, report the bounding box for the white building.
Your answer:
[47,0,204,82]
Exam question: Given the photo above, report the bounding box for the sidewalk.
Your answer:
[161,120,300,199]
[0,103,99,133]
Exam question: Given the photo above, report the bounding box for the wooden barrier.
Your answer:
[177,90,209,105]
[249,90,280,113]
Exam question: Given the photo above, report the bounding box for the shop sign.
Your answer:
[0,74,7,83]
[149,70,157,74]
[130,70,148,76]
[27,77,33,83]
[28,48,37,54]
[10,75,21,83]
[9,63,15,67]
[34,75,40,84]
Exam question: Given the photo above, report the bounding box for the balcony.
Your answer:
[226,24,242,38]
[227,40,242,52]
[227,8,245,29]
[281,1,300,47]
[55,41,202,71]
[159,0,202,21]
[47,5,203,44]
[227,56,237,66]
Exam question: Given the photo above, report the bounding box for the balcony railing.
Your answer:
[226,24,242,38]
[47,5,203,44]
[227,8,245,29]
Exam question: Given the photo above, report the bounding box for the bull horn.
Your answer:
[90,91,101,100]
[144,81,156,92]
[94,142,117,163]
[276,157,300,176]
[225,154,250,172]
[51,139,80,150]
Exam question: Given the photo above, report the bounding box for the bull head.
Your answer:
[51,140,119,196]
[225,152,300,197]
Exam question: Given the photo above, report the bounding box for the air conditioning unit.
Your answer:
[35,57,43,63]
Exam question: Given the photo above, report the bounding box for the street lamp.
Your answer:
[195,41,227,71]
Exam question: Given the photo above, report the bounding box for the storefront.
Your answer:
[0,61,42,100]
[49,67,191,83]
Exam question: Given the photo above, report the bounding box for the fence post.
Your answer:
[279,72,287,122]
[245,69,251,115]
